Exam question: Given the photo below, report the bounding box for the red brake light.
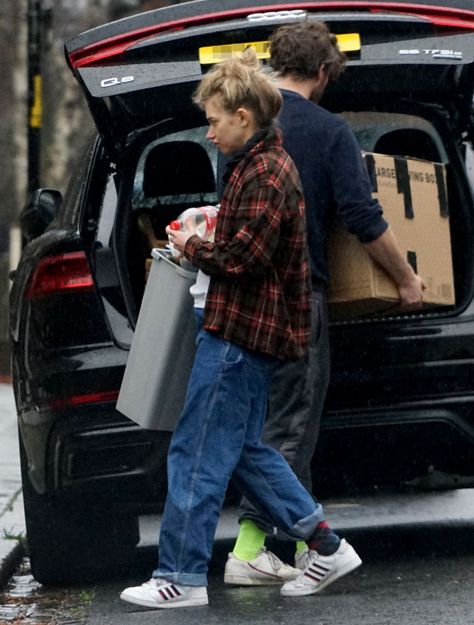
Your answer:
[371,8,474,29]
[26,251,94,300]
[48,390,120,411]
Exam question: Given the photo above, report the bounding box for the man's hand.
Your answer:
[364,228,427,310]
[397,273,427,310]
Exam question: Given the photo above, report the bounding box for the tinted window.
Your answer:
[132,126,218,212]
[340,112,447,163]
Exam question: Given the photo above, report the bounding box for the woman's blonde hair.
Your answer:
[193,47,282,128]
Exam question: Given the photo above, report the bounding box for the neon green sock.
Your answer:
[296,540,308,554]
[232,519,267,561]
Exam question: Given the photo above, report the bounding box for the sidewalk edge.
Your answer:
[0,539,25,590]
[0,490,26,590]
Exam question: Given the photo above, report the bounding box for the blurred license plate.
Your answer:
[199,34,360,64]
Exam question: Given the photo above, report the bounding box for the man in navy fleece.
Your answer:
[224,21,426,591]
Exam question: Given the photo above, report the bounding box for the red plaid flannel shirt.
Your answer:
[184,127,311,360]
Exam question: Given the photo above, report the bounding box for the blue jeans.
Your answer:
[240,291,331,531]
[153,312,324,586]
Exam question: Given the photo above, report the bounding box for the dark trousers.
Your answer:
[238,291,331,534]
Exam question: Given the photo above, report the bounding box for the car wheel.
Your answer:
[20,436,140,585]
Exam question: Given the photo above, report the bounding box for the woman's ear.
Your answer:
[237,107,251,127]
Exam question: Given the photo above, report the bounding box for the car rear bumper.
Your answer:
[19,391,474,503]
[314,395,474,495]
[20,404,171,509]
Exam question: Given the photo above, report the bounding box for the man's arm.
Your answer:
[364,227,426,308]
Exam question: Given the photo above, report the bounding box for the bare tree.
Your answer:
[0,0,27,358]
[41,0,182,190]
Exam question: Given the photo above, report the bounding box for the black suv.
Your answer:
[10,0,474,584]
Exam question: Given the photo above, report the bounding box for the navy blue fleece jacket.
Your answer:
[277,89,388,290]
[218,89,388,290]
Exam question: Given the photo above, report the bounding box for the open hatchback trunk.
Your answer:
[65,0,474,322]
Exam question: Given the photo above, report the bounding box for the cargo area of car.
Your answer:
[125,121,219,308]
[109,100,472,334]
[68,5,473,335]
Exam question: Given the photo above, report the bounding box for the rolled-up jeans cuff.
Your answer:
[239,504,324,541]
[238,509,274,535]
[288,504,325,540]
[153,569,208,587]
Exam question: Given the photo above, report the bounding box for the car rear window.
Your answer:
[132,126,218,213]
[340,112,447,163]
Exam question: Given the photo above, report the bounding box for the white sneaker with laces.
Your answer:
[281,539,362,596]
[224,548,300,585]
[120,578,208,609]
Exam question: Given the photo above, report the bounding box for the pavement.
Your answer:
[0,383,25,589]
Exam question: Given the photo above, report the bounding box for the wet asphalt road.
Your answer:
[2,495,474,624]
[85,522,474,625]
[63,491,474,625]
[1,384,473,624]
[3,522,474,625]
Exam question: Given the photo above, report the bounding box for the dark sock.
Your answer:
[307,521,341,556]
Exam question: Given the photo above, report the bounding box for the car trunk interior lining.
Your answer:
[102,103,472,341]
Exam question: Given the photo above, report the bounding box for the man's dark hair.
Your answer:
[269,21,346,81]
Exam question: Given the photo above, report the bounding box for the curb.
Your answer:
[0,382,25,590]
[0,490,26,590]
[0,539,25,590]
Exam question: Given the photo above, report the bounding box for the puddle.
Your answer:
[0,558,93,624]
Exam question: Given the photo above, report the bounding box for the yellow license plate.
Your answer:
[199,34,360,65]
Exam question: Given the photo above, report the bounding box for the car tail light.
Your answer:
[26,251,95,299]
[370,8,474,29]
[48,390,120,411]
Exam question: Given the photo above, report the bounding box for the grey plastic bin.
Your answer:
[116,248,198,431]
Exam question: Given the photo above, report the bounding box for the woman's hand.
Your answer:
[165,226,194,255]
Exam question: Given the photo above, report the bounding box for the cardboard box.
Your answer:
[327,152,455,317]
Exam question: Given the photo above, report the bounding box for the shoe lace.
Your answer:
[296,550,311,569]
[144,578,170,590]
[263,549,284,571]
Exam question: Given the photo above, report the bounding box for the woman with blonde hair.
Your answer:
[120,47,359,610]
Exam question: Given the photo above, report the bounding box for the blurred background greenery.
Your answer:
[0,0,187,376]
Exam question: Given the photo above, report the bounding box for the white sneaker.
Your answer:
[120,578,208,609]
[224,548,300,585]
[281,539,362,596]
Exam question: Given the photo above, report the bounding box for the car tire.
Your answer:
[20,436,140,585]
